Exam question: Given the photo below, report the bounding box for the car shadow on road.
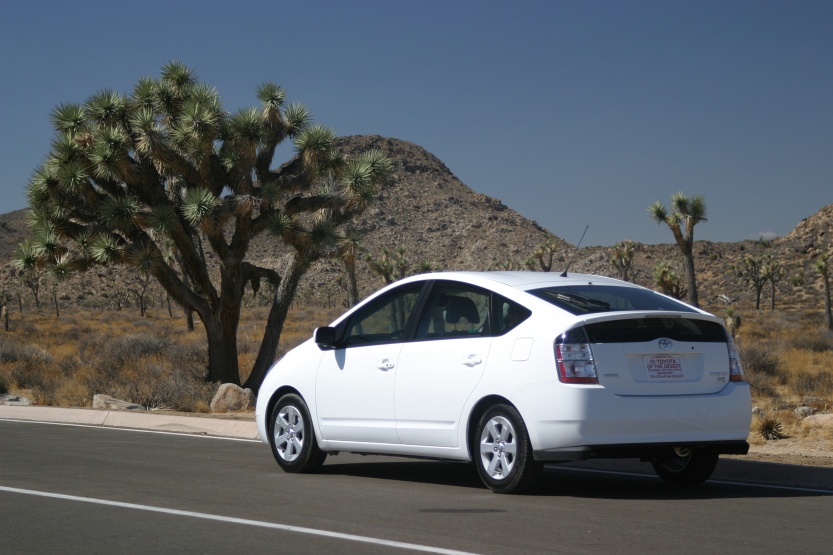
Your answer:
[316,456,833,499]
[319,458,486,489]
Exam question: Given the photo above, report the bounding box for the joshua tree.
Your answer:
[12,239,43,309]
[652,261,687,300]
[337,227,363,308]
[609,240,637,282]
[0,289,11,331]
[814,253,833,330]
[762,256,784,312]
[367,245,433,285]
[21,62,391,389]
[648,192,707,307]
[526,240,562,272]
[732,255,769,310]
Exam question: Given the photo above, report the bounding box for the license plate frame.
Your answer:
[644,354,685,380]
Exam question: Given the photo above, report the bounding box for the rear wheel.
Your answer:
[269,393,327,473]
[651,447,719,486]
[474,404,542,494]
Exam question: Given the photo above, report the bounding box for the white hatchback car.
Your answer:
[256,272,751,493]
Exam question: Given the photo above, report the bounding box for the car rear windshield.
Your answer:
[530,285,697,316]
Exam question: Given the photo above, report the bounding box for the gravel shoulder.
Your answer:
[734,436,833,468]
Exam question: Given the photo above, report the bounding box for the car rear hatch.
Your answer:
[580,312,732,396]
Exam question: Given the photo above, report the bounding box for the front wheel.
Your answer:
[651,447,719,486]
[269,393,327,473]
[474,404,542,494]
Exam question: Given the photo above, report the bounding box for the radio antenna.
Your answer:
[560,225,588,277]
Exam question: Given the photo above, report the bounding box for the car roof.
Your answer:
[401,271,635,292]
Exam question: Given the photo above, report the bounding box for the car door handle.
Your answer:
[462,354,482,367]
[377,359,395,371]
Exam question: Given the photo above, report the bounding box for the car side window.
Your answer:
[494,295,531,335]
[416,283,491,339]
[343,284,423,346]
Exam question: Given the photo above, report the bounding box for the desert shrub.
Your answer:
[0,370,9,394]
[802,397,832,413]
[739,342,781,377]
[8,348,55,390]
[755,415,785,440]
[152,368,218,412]
[0,336,48,364]
[108,360,216,412]
[59,356,80,377]
[111,332,172,361]
[80,331,173,373]
[790,371,833,399]
[744,372,777,398]
[167,342,209,378]
[789,329,833,353]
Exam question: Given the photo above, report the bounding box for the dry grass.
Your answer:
[735,310,833,441]
[0,304,339,412]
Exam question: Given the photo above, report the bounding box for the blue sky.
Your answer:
[1,1,830,246]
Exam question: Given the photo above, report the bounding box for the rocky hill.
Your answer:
[0,135,830,315]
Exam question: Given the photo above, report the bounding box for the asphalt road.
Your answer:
[1,420,831,554]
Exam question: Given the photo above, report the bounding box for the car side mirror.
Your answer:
[314,326,338,350]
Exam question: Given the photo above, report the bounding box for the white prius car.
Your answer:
[255,272,751,493]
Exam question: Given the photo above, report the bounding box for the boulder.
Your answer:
[210,383,256,413]
[92,394,144,411]
[800,413,833,430]
[0,394,32,406]
[795,406,815,418]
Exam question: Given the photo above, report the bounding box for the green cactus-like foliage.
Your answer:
[20,62,392,385]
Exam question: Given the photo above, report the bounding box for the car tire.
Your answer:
[651,447,719,486]
[269,393,327,473]
[474,404,542,494]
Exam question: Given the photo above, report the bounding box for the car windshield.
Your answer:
[530,285,696,315]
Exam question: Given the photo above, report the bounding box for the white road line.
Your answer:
[556,466,833,494]
[0,485,481,555]
[0,418,261,442]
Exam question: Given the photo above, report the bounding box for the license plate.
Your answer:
[645,354,684,380]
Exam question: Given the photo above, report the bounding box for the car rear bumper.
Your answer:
[533,439,750,462]
[511,379,752,457]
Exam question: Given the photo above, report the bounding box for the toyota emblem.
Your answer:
[658,338,673,351]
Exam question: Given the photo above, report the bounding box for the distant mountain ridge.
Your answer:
[1,136,830,313]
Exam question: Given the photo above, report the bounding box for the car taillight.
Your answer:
[555,327,598,384]
[727,334,745,382]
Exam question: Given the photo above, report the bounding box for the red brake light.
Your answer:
[555,338,598,384]
[727,335,745,382]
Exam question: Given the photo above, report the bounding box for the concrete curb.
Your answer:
[0,405,260,440]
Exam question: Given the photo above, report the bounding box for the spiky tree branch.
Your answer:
[21,63,391,388]
[648,192,706,307]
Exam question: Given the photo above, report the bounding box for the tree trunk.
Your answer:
[683,250,699,308]
[770,283,776,312]
[824,274,832,330]
[136,292,146,317]
[345,258,360,308]
[31,285,40,310]
[244,254,309,393]
[202,314,241,385]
